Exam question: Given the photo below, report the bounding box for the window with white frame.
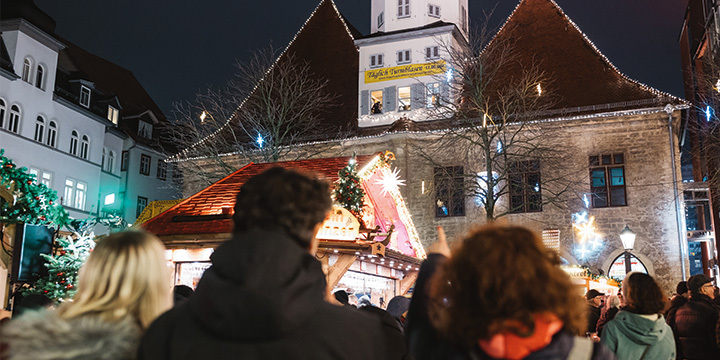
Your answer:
[426,83,440,108]
[29,168,53,187]
[425,46,440,60]
[0,99,5,129]
[102,148,106,170]
[397,50,411,64]
[64,178,87,210]
[140,154,151,175]
[108,151,115,173]
[157,160,167,180]
[8,105,20,133]
[137,196,148,218]
[80,85,91,108]
[398,86,411,111]
[22,58,31,83]
[107,106,119,125]
[377,11,384,27]
[397,0,410,18]
[75,181,86,210]
[34,116,45,142]
[46,121,57,147]
[70,130,79,155]
[138,120,153,139]
[428,4,440,17]
[370,90,384,114]
[80,135,89,160]
[370,54,384,68]
[35,65,44,89]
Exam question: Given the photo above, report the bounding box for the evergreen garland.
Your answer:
[0,149,69,226]
[334,156,365,221]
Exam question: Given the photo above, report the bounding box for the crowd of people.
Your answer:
[0,167,719,359]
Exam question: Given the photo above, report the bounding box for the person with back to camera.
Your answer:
[405,225,616,360]
[600,272,675,359]
[0,231,172,360]
[138,167,389,359]
[595,293,623,337]
[666,274,720,360]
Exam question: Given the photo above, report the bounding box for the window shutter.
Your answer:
[360,90,369,115]
[411,83,424,110]
[384,86,396,113]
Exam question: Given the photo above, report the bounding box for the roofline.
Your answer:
[355,23,457,46]
[0,18,65,52]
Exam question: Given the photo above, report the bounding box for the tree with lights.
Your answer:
[334,156,366,223]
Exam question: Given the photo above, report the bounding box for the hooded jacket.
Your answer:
[600,310,675,360]
[138,229,389,359]
[0,309,141,360]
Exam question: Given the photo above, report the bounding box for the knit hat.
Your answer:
[386,296,411,320]
[676,281,688,295]
[585,289,604,300]
[688,274,713,294]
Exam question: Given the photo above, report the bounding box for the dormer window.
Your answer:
[138,120,153,139]
[397,0,410,18]
[370,54,384,68]
[425,46,440,60]
[428,4,440,17]
[397,50,411,64]
[107,106,119,125]
[377,11,384,27]
[79,85,91,108]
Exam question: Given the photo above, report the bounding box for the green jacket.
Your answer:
[601,310,675,360]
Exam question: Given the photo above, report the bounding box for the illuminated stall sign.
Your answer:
[364,61,446,83]
[317,206,360,241]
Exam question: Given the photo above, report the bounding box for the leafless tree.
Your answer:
[162,47,342,191]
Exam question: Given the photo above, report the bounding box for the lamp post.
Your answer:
[619,225,636,275]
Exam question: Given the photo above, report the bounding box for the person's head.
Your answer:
[603,295,620,311]
[621,272,666,314]
[233,167,332,251]
[428,225,586,347]
[173,285,194,305]
[675,281,689,299]
[617,287,627,307]
[333,290,349,306]
[386,296,411,322]
[585,289,604,308]
[688,274,715,299]
[57,231,172,329]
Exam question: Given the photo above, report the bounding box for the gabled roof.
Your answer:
[142,155,373,237]
[174,0,360,160]
[484,0,682,111]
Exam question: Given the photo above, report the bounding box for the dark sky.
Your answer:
[35,0,688,118]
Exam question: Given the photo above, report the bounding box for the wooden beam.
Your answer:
[326,253,357,289]
[399,271,419,296]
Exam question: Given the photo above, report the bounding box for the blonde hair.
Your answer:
[57,231,172,329]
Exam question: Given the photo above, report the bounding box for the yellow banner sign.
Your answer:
[364,61,446,83]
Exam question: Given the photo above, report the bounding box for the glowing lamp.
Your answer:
[619,225,636,251]
[199,111,207,122]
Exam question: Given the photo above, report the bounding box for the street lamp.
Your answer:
[619,225,636,274]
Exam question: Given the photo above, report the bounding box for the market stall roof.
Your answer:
[141,154,425,260]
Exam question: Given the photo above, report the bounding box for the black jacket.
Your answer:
[405,254,616,360]
[587,304,601,334]
[138,229,389,360]
[666,294,720,360]
[665,295,687,318]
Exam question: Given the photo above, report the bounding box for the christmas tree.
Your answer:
[0,149,69,226]
[334,155,366,222]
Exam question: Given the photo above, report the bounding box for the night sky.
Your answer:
[34,0,688,118]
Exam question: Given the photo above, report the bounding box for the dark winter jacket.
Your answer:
[664,295,687,318]
[587,304,601,334]
[138,229,389,360]
[666,294,720,360]
[600,310,675,360]
[359,305,413,359]
[0,309,141,360]
[596,306,620,337]
[405,254,617,360]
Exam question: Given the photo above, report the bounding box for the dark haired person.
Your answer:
[664,281,688,317]
[667,274,720,360]
[585,289,604,336]
[600,272,675,359]
[139,167,388,359]
[406,225,615,360]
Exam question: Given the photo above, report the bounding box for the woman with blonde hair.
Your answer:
[406,225,616,360]
[1,231,172,360]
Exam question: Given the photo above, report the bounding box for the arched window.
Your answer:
[22,58,31,82]
[80,135,89,159]
[108,151,115,172]
[70,130,79,155]
[34,116,45,142]
[607,253,648,280]
[47,121,57,147]
[0,99,5,129]
[8,105,20,133]
[35,65,44,89]
[101,148,106,170]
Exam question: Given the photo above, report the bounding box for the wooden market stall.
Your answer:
[141,152,425,304]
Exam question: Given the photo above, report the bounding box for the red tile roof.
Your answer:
[142,155,373,237]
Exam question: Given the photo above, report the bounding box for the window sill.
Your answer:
[398,15,411,19]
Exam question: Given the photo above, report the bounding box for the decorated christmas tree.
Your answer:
[0,149,69,226]
[334,155,366,222]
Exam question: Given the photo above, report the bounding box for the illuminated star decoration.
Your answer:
[256,134,264,148]
[572,211,604,259]
[375,167,405,197]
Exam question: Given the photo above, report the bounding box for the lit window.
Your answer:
[34,116,45,142]
[397,0,410,18]
[425,46,440,60]
[80,135,90,159]
[8,105,20,133]
[64,179,74,206]
[62,178,86,210]
[608,253,648,280]
[589,154,626,207]
[370,90,384,114]
[46,121,57,147]
[107,106,119,125]
[157,160,167,180]
[35,65,44,89]
[75,181,86,210]
[137,196,148,218]
[22,58,31,83]
[70,130,79,155]
[40,171,52,187]
[426,83,440,108]
[79,86,91,108]
[140,154,151,175]
[428,4,440,17]
[435,166,465,217]
[398,86,411,111]
[377,11,384,27]
[397,50,411,64]
[0,99,5,129]
[370,54,384,68]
